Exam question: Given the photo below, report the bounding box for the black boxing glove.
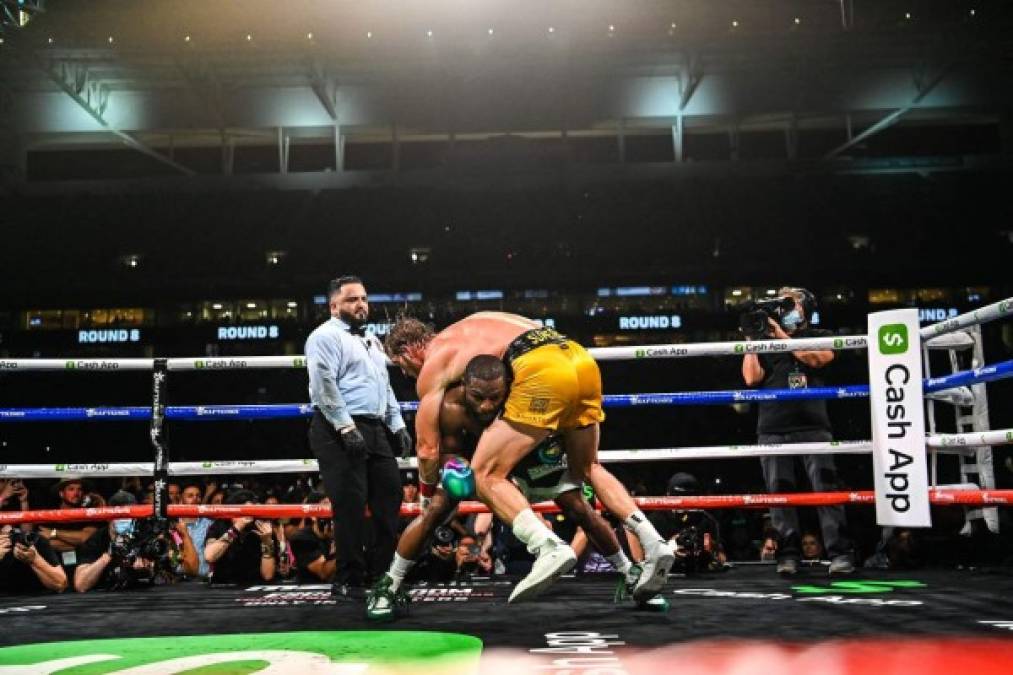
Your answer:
[340,426,368,459]
[393,427,413,459]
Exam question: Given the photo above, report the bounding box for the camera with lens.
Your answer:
[107,519,173,590]
[671,526,707,574]
[9,527,38,548]
[737,296,796,340]
[433,525,455,546]
[457,543,482,576]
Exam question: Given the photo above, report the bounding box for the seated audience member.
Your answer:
[638,472,726,573]
[40,477,98,577]
[409,525,460,583]
[453,532,492,580]
[174,481,213,578]
[167,482,181,505]
[399,472,419,533]
[74,491,175,592]
[864,528,921,570]
[801,531,825,562]
[263,494,294,579]
[204,490,277,585]
[289,493,336,583]
[0,524,68,594]
[0,478,31,513]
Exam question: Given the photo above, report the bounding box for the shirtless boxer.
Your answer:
[385,313,674,603]
[365,355,641,620]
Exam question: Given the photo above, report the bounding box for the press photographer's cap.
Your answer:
[666,472,701,496]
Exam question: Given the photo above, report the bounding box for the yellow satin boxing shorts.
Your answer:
[501,329,605,431]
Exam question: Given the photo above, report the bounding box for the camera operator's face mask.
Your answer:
[113,519,135,536]
[781,309,803,331]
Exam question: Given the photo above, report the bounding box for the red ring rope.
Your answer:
[2,489,1011,525]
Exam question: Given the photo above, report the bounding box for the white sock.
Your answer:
[605,550,632,575]
[512,508,559,554]
[623,510,665,553]
[387,553,415,592]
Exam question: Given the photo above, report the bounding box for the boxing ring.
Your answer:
[1,299,1013,674]
[1,298,1011,516]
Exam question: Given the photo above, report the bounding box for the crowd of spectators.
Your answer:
[3,466,993,597]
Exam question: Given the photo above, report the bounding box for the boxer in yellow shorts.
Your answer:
[501,327,605,430]
[385,312,674,604]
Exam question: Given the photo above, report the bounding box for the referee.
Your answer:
[306,275,412,598]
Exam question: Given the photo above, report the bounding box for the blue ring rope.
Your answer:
[1,359,1010,423]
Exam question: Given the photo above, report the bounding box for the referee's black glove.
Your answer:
[340,426,368,459]
[394,427,414,459]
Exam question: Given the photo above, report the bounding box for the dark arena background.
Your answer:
[1,1,1013,673]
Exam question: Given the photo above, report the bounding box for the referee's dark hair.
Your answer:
[328,275,363,298]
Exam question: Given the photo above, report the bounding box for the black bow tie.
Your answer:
[347,324,366,337]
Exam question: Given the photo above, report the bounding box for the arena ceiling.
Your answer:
[0,1,1011,189]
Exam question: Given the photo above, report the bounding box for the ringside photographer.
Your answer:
[203,490,278,585]
[740,287,855,576]
[73,490,178,593]
[0,523,68,594]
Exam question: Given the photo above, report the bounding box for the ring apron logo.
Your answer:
[0,631,483,673]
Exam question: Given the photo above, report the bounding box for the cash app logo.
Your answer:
[0,631,482,673]
[793,580,925,595]
[878,323,908,355]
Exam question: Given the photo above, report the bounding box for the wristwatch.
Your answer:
[49,528,58,540]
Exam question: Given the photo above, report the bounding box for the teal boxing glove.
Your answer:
[441,456,476,501]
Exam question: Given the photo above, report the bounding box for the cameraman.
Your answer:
[453,533,492,579]
[288,492,337,583]
[0,525,68,593]
[204,490,277,585]
[74,491,162,592]
[741,287,854,576]
[645,473,725,573]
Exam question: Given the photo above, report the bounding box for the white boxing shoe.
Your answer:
[508,539,577,604]
[632,541,675,603]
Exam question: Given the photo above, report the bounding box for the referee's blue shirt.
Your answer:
[305,317,405,433]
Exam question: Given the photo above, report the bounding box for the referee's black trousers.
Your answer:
[308,410,402,586]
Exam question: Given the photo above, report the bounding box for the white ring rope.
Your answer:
[2,428,1009,478]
